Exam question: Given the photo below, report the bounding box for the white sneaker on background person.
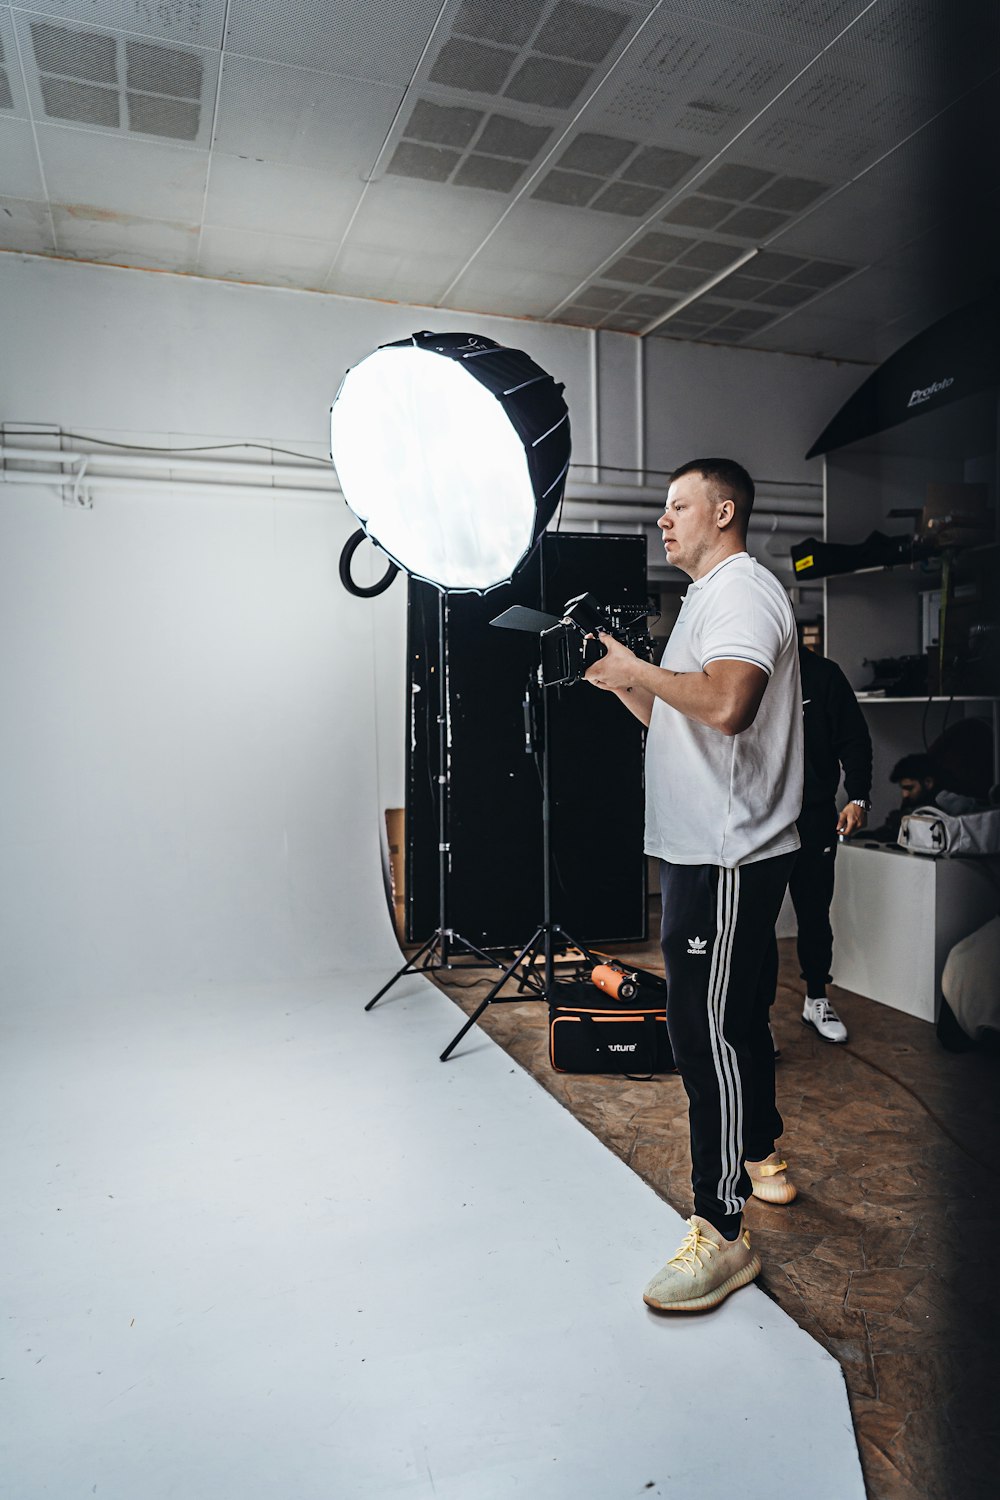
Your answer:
[802,995,848,1043]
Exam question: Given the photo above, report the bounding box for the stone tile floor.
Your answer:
[413,916,1000,1500]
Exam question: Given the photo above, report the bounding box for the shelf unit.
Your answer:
[823,386,999,808]
[821,387,999,1021]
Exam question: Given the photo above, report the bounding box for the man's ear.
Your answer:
[717,498,736,529]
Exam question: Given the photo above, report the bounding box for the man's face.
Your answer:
[899,776,933,807]
[657,471,729,577]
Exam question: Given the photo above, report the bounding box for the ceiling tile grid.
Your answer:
[0,112,46,197]
[10,7,222,150]
[330,239,475,308]
[320,1,661,301]
[0,0,993,366]
[14,0,228,50]
[445,195,643,281]
[322,174,511,303]
[383,91,560,200]
[0,192,50,249]
[51,204,200,270]
[631,1,876,49]
[747,306,894,361]
[588,17,814,150]
[210,55,402,172]
[0,4,28,116]
[201,155,359,242]
[222,0,461,85]
[197,222,336,288]
[432,264,592,319]
[34,120,210,222]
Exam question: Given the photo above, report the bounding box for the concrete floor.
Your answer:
[424,919,1000,1500]
[3,967,864,1499]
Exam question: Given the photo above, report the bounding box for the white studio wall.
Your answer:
[0,253,861,1001]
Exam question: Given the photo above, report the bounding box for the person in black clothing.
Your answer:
[790,646,873,1044]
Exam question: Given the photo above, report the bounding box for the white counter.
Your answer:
[830,841,1000,1022]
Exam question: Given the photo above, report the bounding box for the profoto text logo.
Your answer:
[908,376,954,408]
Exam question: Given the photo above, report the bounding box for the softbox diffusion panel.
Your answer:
[406,534,648,949]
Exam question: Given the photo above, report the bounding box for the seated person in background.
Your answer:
[866,752,942,842]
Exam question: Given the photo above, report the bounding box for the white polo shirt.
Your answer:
[644,552,802,868]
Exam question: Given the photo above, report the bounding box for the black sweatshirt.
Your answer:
[799,647,873,809]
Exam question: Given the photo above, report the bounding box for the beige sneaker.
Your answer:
[642,1216,761,1312]
[746,1151,798,1204]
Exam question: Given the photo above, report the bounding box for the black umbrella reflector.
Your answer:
[807,290,1000,458]
[330,331,571,592]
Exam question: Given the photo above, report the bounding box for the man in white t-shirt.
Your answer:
[585,458,803,1312]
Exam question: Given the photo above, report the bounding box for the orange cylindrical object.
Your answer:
[591,964,638,1000]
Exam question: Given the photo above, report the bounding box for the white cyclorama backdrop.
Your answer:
[0,254,862,1001]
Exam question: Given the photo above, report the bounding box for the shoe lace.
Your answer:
[815,1000,841,1025]
[666,1221,716,1278]
[755,1158,787,1179]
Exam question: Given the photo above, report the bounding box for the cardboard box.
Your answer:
[384,807,406,939]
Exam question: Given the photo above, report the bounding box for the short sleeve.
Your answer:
[699,576,783,676]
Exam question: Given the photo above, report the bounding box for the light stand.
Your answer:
[438,663,591,1061]
[365,587,512,1011]
[330,330,574,1022]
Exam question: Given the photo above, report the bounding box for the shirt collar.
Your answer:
[690,550,751,590]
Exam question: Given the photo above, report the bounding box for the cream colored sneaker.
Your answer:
[746,1151,798,1204]
[642,1216,761,1312]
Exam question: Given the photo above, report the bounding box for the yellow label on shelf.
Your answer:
[794,554,814,572]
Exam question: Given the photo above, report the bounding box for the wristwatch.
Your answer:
[850,798,872,811]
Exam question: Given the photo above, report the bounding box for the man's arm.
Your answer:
[827,664,874,802]
[604,684,656,727]
[585,632,768,735]
[827,660,873,837]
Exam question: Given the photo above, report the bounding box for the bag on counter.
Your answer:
[898,804,1000,857]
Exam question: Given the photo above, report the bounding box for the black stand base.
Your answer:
[439,923,591,1061]
[364,929,508,1013]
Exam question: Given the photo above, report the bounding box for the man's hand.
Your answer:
[583,631,638,692]
[836,802,867,838]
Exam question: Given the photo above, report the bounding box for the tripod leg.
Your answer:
[365,933,439,1011]
[555,926,596,968]
[439,928,543,1061]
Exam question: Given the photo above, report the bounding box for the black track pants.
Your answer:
[789,805,838,996]
[659,852,795,1237]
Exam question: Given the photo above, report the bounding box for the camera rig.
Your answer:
[491,590,657,686]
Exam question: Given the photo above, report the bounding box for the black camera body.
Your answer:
[540,592,656,686]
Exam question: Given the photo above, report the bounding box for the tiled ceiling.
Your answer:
[0,0,996,363]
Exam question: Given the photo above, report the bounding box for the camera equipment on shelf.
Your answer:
[491,590,657,686]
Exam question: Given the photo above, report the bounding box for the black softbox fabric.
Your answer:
[806,290,1000,458]
[406,533,649,949]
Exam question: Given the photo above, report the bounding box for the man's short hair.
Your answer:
[670,458,755,531]
[890,753,938,784]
